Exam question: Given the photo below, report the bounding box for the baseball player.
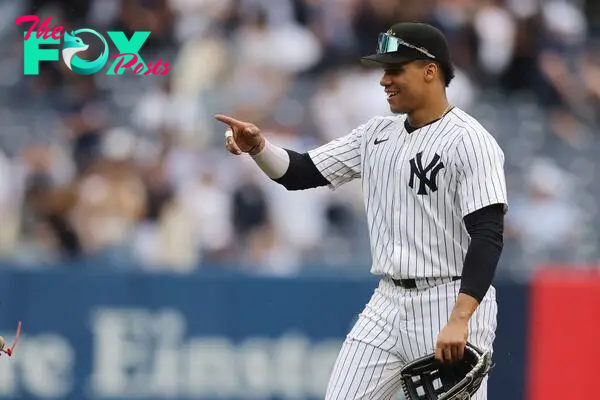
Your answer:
[216,22,507,400]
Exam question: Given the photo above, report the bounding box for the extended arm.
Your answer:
[215,113,366,191]
[251,140,330,190]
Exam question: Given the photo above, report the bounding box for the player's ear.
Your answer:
[423,62,438,83]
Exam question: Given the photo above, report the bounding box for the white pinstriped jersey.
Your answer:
[308,107,508,279]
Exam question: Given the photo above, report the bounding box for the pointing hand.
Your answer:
[215,114,265,156]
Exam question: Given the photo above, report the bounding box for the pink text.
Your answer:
[15,15,64,41]
[112,53,172,75]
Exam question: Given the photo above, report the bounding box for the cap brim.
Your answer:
[360,53,415,67]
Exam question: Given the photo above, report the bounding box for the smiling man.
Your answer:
[215,22,508,400]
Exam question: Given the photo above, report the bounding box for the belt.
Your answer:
[391,276,460,289]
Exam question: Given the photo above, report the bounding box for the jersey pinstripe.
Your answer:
[308,107,508,279]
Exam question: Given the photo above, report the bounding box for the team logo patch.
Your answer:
[408,152,444,195]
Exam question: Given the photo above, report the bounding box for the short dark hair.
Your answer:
[415,60,455,87]
[439,62,455,87]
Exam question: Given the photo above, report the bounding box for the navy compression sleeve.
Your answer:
[459,204,505,303]
[273,149,330,190]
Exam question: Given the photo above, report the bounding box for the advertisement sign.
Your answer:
[0,268,527,400]
[0,269,376,400]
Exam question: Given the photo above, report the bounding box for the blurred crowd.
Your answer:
[0,0,598,279]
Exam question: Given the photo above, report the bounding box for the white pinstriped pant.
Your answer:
[324,277,497,400]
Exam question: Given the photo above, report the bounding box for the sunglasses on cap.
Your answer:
[376,32,437,59]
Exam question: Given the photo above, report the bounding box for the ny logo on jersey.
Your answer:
[408,152,444,195]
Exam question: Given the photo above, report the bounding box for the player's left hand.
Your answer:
[435,319,468,364]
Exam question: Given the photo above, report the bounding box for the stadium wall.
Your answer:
[527,267,600,400]
[0,267,528,400]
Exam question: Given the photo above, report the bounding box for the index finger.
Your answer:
[215,114,245,127]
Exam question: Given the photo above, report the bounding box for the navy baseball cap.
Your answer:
[361,22,452,68]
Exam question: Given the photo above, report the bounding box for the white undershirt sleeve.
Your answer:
[250,139,290,179]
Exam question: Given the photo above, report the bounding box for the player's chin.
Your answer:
[388,102,409,115]
[387,97,407,114]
